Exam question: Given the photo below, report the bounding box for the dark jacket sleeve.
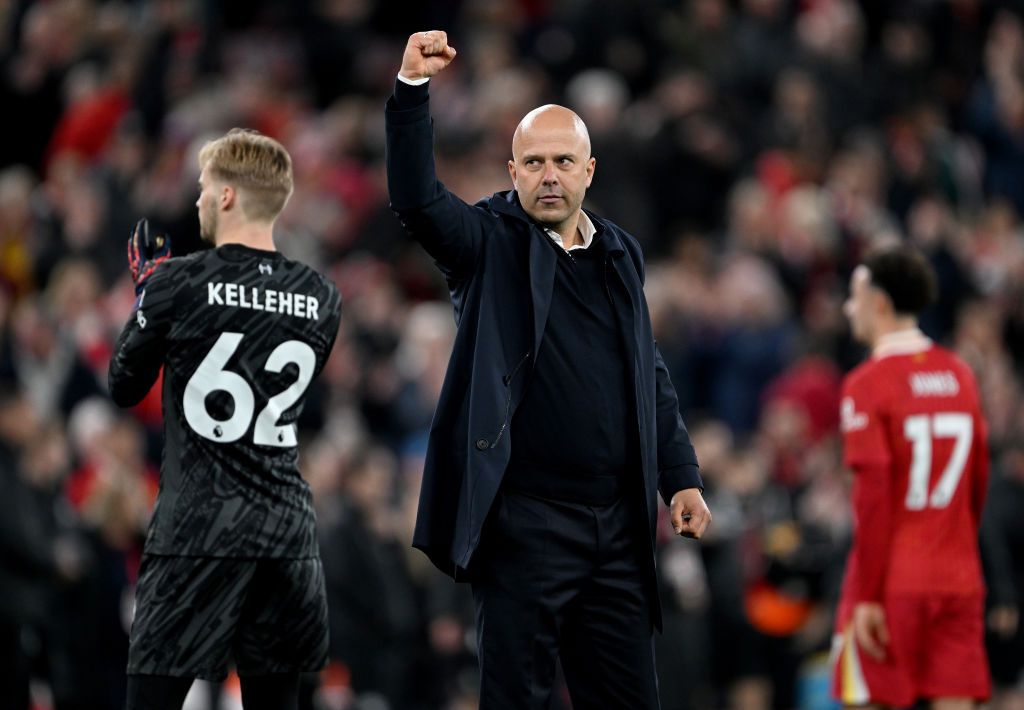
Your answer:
[622,235,702,503]
[385,79,494,280]
[980,479,1018,606]
[654,343,702,504]
[108,261,177,407]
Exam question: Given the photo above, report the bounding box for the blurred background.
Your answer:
[1,0,1024,708]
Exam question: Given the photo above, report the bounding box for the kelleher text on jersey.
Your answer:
[207,281,320,320]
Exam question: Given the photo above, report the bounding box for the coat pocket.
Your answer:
[490,350,531,449]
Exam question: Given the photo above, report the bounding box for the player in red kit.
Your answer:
[832,247,991,709]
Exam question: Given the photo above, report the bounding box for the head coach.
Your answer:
[384,30,712,709]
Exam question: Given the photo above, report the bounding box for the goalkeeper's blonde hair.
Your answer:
[198,128,294,222]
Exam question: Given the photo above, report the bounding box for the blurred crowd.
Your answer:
[2,0,1024,709]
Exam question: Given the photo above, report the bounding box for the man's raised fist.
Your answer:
[399,30,457,81]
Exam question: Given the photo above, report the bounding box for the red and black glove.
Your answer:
[128,218,171,296]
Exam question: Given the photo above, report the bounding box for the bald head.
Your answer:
[512,104,591,162]
[508,105,596,242]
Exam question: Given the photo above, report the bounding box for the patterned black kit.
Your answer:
[109,243,341,680]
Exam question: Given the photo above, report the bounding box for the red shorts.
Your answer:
[830,595,990,707]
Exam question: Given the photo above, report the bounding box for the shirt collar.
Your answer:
[872,328,933,359]
[544,211,597,252]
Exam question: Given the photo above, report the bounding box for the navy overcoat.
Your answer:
[385,91,702,597]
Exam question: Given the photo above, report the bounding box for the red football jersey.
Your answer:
[838,334,989,614]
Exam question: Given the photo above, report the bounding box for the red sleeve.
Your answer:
[971,409,990,524]
[847,461,895,603]
[841,377,895,603]
[959,364,989,524]
[841,376,892,470]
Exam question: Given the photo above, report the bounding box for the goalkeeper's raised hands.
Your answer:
[127,218,171,296]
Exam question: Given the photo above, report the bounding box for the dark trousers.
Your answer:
[471,490,660,710]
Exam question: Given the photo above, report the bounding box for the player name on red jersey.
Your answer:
[909,370,960,397]
[207,281,320,320]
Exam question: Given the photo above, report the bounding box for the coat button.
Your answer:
[475,438,489,450]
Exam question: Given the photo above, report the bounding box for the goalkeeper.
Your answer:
[109,129,341,710]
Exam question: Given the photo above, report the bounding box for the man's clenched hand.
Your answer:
[670,488,711,539]
[400,30,457,81]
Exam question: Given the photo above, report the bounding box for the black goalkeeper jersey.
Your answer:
[109,243,341,559]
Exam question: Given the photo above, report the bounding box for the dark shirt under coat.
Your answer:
[506,231,638,505]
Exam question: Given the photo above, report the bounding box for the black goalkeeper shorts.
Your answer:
[127,554,328,681]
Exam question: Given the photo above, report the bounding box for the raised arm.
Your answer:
[109,261,177,407]
[109,221,176,407]
[385,31,494,281]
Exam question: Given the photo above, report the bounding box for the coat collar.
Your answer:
[498,188,632,360]
[486,190,626,256]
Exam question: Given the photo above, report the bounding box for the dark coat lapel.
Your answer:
[489,192,558,359]
[528,227,557,357]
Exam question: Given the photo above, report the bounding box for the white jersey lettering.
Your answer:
[206,282,318,320]
[910,371,960,397]
[208,282,224,305]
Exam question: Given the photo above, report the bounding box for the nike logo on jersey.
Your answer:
[207,282,320,320]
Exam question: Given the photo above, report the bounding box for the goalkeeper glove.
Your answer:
[127,218,171,296]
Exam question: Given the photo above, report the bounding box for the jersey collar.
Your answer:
[872,328,932,359]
